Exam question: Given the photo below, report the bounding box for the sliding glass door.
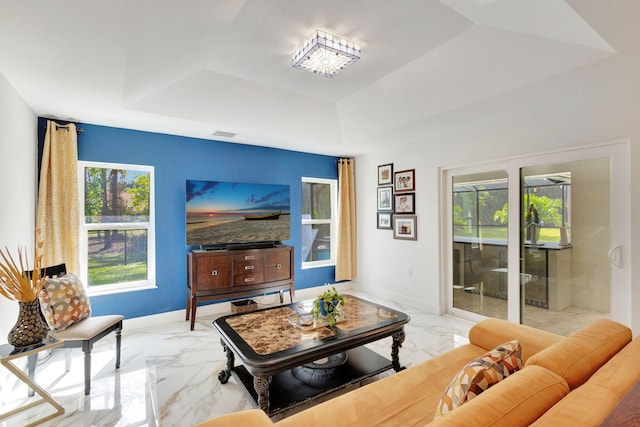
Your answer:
[452,170,508,320]
[445,143,629,335]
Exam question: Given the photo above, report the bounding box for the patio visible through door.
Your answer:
[446,142,629,336]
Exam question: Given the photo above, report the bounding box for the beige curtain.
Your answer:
[336,158,356,281]
[36,121,80,273]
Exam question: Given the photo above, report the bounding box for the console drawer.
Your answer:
[234,259,264,276]
[234,272,264,285]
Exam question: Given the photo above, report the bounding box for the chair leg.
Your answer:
[65,348,72,372]
[27,354,37,397]
[83,342,92,395]
[115,325,122,369]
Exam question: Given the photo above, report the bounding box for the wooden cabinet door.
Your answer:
[233,252,264,285]
[195,255,233,291]
[264,248,291,282]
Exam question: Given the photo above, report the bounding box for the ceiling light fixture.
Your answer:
[292,29,361,78]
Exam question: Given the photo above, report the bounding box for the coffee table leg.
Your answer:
[254,375,272,413]
[391,329,406,372]
[218,340,235,384]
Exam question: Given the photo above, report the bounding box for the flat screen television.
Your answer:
[186,179,291,249]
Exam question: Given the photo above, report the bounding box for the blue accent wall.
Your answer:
[46,119,338,319]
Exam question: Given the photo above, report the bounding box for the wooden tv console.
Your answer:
[186,245,294,330]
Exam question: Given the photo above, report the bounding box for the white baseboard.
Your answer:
[123,282,353,331]
[349,281,439,314]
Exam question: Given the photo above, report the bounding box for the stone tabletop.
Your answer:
[225,296,398,355]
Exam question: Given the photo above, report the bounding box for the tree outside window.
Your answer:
[301,177,337,268]
[454,174,570,244]
[79,161,155,293]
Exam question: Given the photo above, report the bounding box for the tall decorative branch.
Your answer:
[0,229,45,302]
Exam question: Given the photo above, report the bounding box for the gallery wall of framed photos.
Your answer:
[377,163,417,240]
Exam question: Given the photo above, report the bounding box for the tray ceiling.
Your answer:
[0,0,635,155]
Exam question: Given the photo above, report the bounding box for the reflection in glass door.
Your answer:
[520,159,611,334]
[452,171,508,320]
[447,142,629,335]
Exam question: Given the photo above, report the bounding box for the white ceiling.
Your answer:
[0,0,636,156]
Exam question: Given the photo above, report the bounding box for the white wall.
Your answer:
[352,51,640,334]
[2,45,640,338]
[0,72,37,344]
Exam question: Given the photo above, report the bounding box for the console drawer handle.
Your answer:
[244,277,254,283]
[211,270,218,276]
[245,265,254,270]
[244,255,254,260]
[276,264,282,269]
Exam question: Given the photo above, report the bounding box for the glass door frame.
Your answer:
[442,160,507,324]
[442,141,631,326]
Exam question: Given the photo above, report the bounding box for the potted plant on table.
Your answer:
[312,286,345,327]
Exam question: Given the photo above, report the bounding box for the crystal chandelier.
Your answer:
[292,29,361,78]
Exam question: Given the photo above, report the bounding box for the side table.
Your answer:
[0,335,65,427]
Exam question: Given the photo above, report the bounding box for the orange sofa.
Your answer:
[196,318,639,427]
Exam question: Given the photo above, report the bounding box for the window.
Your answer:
[453,177,509,241]
[78,161,155,294]
[301,177,337,268]
[453,173,571,243]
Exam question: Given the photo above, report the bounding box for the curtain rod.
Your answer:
[47,123,83,133]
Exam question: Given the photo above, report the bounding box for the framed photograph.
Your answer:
[377,212,392,229]
[394,193,415,214]
[394,169,415,193]
[393,215,417,240]
[377,186,393,211]
[378,163,393,185]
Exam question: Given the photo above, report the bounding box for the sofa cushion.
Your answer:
[429,365,569,427]
[435,340,522,417]
[277,343,490,427]
[531,335,640,426]
[39,273,91,331]
[194,409,273,427]
[525,319,631,390]
[468,318,562,363]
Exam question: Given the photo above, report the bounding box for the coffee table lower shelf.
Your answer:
[231,346,392,419]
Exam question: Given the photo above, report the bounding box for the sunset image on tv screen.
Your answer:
[185,180,290,246]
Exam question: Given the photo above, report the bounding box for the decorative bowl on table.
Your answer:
[297,313,314,326]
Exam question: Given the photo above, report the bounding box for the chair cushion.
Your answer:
[39,273,91,331]
[53,314,123,340]
[435,340,522,417]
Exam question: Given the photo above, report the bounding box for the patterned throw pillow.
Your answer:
[435,340,522,417]
[39,273,91,331]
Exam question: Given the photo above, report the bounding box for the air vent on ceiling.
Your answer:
[212,130,236,138]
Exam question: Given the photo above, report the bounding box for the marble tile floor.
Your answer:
[453,288,609,336]
[0,291,473,427]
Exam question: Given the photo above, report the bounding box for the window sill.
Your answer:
[301,262,335,270]
[88,283,158,297]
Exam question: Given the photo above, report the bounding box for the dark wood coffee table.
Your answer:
[213,294,410,417]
